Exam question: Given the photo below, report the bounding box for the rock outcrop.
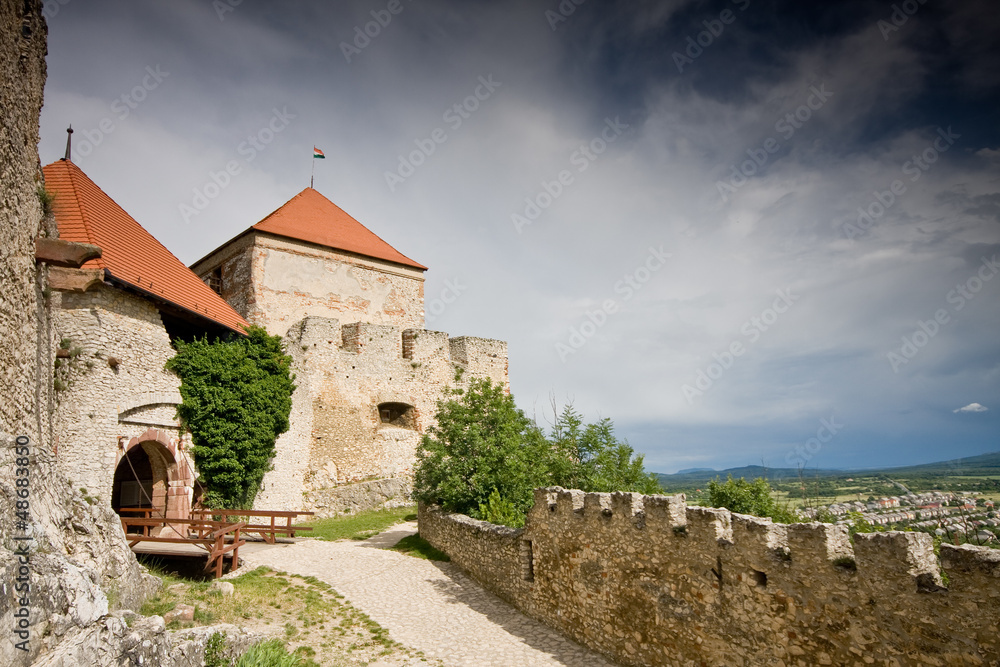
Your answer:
[0,2,260,664]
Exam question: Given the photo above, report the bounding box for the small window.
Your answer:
[204,267,222,295]
[378,402,415,429]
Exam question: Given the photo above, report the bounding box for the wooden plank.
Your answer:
[192,509,316,518]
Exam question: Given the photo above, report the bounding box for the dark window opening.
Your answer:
[378,402,416,429]
[204,267,223,295]
[753,570,767,589]
[521,540,535,582]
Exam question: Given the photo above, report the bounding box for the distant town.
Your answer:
[799,489,998,546]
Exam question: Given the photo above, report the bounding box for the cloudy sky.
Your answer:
[38,0,999,473]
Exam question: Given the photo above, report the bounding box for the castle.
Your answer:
[44,158,508,518]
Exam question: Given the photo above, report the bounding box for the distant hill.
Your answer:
[655,451,1000,489]
[877,450,1000,477]
[656,465,840,489]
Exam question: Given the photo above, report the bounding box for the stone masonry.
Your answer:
[255,316,508,514]
[1,4,255,664]
[52,284,196,519]
[421,489,1000,667]
[191,230,426,337]
[0,0,52,445]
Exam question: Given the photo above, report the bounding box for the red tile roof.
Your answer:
[250,188,427,270]
[42,160,247,333]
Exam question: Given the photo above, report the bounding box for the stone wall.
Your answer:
[0,3,289,663]
[0,0,52,444]
[52,285,196,518]
[0,6,161,663]
[420,489,1000,667]
[192,232,426,337]
[305,477,413,516]
[254,316,508,514]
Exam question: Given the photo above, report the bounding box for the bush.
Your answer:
[707,475,797,523]
[235,639,304,667]
[413,379,548,520]
[478,489,525,528]
[548,406,662,494]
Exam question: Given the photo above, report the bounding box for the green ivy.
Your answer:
[167,326,294,509]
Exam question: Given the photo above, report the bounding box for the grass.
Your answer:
[303,505,417,541]
[235,639,311,666]
[389,534,450,561]
[139,563,440,666]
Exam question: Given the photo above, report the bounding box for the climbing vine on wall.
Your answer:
[166,326,294,509]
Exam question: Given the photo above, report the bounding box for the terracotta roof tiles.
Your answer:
[250,188,426,270]
[42,160,247,333]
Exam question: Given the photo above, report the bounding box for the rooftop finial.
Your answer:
[63,125,74,161]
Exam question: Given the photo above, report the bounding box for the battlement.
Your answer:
[530,487,992,585]
[285,316,507,371]
[421,488,1000,666]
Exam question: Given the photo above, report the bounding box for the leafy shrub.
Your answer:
[547,406,663,494]
[204,632,228,667]
[707,475,797,523]
[414,379,662,527]
[478,489,524,528]
[235,639,303,667]
[414,380,548,520]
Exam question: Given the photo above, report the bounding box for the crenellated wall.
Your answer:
[420,488,1000,667]
[254,316,509,514]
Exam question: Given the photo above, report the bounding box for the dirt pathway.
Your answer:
[237,522,615,667]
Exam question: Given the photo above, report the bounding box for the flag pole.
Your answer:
[311,156,315,189]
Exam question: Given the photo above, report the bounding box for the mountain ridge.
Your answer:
[655,450,1000,487]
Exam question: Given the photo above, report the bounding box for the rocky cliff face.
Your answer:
[0,434,163,665]
[0,2,257,664]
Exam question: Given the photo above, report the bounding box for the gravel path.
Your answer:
[237,522,616,667]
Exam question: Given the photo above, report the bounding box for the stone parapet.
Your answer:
[421,488,1000,666]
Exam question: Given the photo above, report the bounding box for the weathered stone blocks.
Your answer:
[422,491,1000,667]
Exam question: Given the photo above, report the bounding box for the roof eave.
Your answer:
[104,270,246,336]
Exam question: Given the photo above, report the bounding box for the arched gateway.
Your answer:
[112,428,194,520]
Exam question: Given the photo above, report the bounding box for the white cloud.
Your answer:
[953,403,989,414]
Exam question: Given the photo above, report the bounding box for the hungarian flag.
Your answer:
[313,147,326,159]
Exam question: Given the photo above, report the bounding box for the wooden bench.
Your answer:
[190,509,315,544]
[119,517,246,578]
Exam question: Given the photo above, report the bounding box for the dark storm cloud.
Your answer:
[37,0,1000,472]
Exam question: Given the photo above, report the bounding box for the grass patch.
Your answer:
[303,506,417,542]
[236,639,312,667]
[389,534,450,562]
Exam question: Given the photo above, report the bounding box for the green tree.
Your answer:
[707,475,797,523]
[548,406,661,494]
[414,380,662,527]
[167,326,294,509]
[413,379,548,519]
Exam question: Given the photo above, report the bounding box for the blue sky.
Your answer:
[38,0,999,473]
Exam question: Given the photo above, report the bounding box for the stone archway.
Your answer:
[112,445,156,513]
[113,428,193,519]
